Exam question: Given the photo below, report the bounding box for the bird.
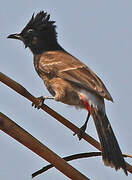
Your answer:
[8,11,127,175]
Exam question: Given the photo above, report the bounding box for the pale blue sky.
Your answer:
[0,0,132,179]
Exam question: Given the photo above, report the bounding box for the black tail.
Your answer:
[91,107,127,175]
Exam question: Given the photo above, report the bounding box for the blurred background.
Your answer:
[0,0,132,179]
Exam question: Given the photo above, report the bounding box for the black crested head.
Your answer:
[8,11,62,54]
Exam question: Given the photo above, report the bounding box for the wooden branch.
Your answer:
[0,72,100,149]
[32,152,101,178]
[32,151,132,178]
[0,112,89,180]
[0,72,132,174]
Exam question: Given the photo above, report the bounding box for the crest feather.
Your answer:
[22,11,56,32]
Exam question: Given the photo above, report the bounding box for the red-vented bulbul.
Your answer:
[8,11,127,175]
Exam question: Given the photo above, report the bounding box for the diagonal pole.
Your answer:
[0,112,89,180]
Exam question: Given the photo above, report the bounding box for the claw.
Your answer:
[32,96,45,109]
[32,96,54,109]
[73,123,87,140]
[77,124,87,140]
[73,113,90,140]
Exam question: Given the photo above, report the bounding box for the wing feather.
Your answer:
[38,51,113,101]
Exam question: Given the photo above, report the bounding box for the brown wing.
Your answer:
[38,50,113,101]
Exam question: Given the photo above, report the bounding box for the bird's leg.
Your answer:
[32,96,54,109]
[73,94,91,140]
[73,113,90,140]
[77,113,90,140]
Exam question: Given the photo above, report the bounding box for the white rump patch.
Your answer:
[79,89,105,113]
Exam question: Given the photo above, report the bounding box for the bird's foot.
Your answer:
[32,96,45,109]
[73,123,87,140]
[32,96,54,109]
[73,113,90,140]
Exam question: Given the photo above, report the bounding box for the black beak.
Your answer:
[7,33,24,41]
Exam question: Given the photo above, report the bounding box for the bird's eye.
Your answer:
[27,29,34,33]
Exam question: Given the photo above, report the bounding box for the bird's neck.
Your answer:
[30,41,64,55]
